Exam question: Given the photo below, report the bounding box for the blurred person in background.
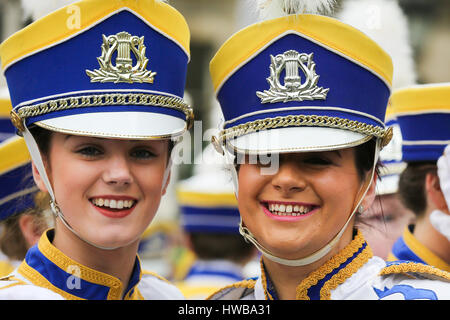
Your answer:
[337,0,416,259]
[175,144,257,299]
[0,96,52,277]
[388,83,450,272]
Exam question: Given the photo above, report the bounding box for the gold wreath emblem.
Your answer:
[86,32,156,84]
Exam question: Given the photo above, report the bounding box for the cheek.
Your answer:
[237,166,266,201]
[314,171,361,215]
[137,164,167,198]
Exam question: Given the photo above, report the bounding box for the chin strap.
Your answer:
[24,126,175,251]
[236,140,380,267]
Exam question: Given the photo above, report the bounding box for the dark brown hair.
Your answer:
[398,162,437,217]
[188,232,255,264]
[0,192,51,260]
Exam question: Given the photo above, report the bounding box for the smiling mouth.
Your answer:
[261,201,319,217]
[90,197,137,211]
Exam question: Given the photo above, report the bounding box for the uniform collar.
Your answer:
[18,229,143,300]
[260,229,373,300]
[390,225,450,272]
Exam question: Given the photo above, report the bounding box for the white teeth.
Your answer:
[266,203,314,216]
[91,198,135,209]
[109,199,117,209]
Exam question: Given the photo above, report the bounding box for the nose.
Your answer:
[271,161,306,195]
[102,155,134,187]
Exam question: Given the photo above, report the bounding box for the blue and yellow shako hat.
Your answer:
[0,97,14,142]
[176,146,240,234]
[391,83,450,162]
[210,14,394,154]
[0,0,192,139]
[0,136,38,221]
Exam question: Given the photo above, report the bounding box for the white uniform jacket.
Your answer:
[208,231,450,300]
[0,229,184,300]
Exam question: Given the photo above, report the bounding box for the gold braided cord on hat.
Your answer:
[218,114,393,148]
[10,92,194,132]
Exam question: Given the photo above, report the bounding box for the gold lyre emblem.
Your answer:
[86,32,156,84]
[256,50,329,103]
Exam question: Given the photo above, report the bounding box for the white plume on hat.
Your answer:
[337,0,416,89]
[337,0,416,196]
[249,0,336,20]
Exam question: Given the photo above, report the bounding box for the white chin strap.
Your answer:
[23,126,173,251]
[222,139,380,267]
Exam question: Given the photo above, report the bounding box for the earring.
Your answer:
[357,205,364,214]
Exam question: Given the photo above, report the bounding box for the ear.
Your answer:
[31,161,48,193]
[361,172,378,211]
[161,170,171,196]
[426,172,449,212]
[18,214,42,248]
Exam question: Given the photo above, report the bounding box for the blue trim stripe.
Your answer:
[397,113,450,142]
[217,33,390,127]
[390,236,426,265]
[307,242,367,300]
[0,118,15,138]
[397,112,450,162]
[186,266,243,282]
[25,244,111,300]
[402,144,447,163]
[180,206,240,233]
[23,231,142,300]
[6,10,188,110]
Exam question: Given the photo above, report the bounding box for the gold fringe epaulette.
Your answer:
[206,278,256,300]
[380,261,450,282]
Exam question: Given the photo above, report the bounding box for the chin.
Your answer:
[86,226,141,250]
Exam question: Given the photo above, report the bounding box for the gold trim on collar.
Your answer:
[37,231,124,299]
[401,227,450,272]
[18,230,144,300]
[295,230,372,300]
[258,230,373,300]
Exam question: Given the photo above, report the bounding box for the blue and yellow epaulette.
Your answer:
[380,260,450,282]
[207,278,257,300]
